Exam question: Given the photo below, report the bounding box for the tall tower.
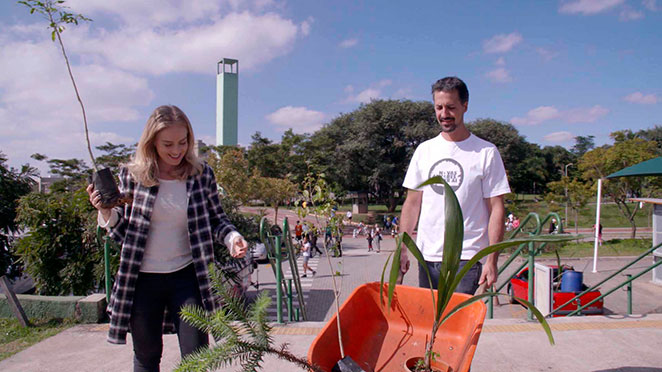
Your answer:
[216,58,238,146]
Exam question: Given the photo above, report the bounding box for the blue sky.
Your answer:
[1,0,660,174]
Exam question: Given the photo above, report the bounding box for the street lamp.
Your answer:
[564,163,573,227]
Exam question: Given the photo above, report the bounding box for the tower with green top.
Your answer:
[216,58,238,146]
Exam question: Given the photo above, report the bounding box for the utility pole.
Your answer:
[564,163,573,227]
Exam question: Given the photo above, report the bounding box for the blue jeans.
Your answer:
[130,264,209,372]
[418,260,483,295]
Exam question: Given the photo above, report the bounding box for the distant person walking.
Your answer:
[301,236,316,278]
[367,228,374,252]
[373,225,382,253]
[294,220,303,243]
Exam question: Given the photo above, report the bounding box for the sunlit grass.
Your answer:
[0,318,74,361]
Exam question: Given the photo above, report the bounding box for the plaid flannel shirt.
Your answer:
[106,163,236,344]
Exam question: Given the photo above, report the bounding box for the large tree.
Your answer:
[309,99,438,212]
[0,152,36,278]
[579,137,660,238]
[467,119,549,194]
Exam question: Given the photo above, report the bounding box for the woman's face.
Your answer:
[154,123,189,170]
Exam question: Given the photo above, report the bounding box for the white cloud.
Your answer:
[301,17,314,36]
[536,47,559,61]
[0,37,150,173]
[511,106,560,125]
[543,131,575,143]
[485,67,512,83]
[1,1,312,171]
[483,32,523,54]
[344,80,392,103]
[565,105,609,123]
[266,106,326,133]
[643,0,658,11]
[559,0,625,14]
[624,92,659,104]
[511,105,609,126]
[619,7,645,20]
[67,0,279,26]
[72,12,301,75]
[495,57,506,66]
[339,38,359,48]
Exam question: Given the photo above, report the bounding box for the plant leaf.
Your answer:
[379,251,393,306]
[449,235,579,295]
[387,234,402,309]
[401,232,436,308]
[439,292,555,346]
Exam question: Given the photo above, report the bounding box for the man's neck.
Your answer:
[441,125,471,142]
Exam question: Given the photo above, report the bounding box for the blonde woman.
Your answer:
[87,105,248,372]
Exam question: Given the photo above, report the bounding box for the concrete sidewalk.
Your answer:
[1,315,661,371]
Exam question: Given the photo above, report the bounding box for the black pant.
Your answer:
[418,260,482,295]
[130,264,209,372]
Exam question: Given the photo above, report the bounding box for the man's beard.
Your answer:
[439,118,457,133]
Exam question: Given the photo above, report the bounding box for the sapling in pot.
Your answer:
[20,0,126,207]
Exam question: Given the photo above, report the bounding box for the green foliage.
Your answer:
[0,152,35,278]
[381,176,576,370]
[579,137,661,237]
[246,130,309,184]
[176,266,321,372]
[545,176,593,233]
[15,189,100,295]
[0,318,74,361]
[309,99,438,212]
[571,135,595,157]
[208,149,254,204]
[95,142,135,175]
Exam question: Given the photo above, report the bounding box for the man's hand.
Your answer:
[230,236,248,258]
[398,251,410,283]
[478,259,498,287]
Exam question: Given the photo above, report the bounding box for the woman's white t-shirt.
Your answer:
[402,133,510,261]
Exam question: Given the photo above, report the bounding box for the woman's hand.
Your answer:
[86,184,112,222]
[230,236,248,258]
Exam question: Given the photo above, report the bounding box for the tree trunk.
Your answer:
[574,209,579,234]
[630,219,637,239]
[387,193,397,213]
[274,205,279,225]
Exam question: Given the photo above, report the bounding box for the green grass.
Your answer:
[508,197,653,229]
[0,318,74,361]
[537,238,653,258]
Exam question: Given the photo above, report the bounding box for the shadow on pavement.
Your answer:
[305,289,336,321]
[593,368,662,372]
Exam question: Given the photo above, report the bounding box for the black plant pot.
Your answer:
[92,168,121,208]
[332,356,367,372]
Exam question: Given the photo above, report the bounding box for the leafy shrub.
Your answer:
[15,188,101,295]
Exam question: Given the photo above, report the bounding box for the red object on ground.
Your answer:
[508,266,604,316]
[308,282,486,372]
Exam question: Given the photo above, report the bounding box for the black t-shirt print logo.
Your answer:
[428,158,464,195]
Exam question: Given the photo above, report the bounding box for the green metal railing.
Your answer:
[486,211,562,320]
[488,213,660,320]
[96,226,113,304]
[259,217,307,323]
[550,241,662,317]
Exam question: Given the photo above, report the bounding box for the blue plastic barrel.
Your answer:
[561,270,583,292]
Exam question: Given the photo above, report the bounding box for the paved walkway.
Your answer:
[2,315,661,371]
[2,237,661,371]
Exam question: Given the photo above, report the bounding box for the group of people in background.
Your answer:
[505,214,520,232]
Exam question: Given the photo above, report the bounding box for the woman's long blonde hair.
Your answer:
[127,105,203,187]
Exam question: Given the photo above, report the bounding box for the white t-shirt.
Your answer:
[402,133,510,261]
[141,179,193,273]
